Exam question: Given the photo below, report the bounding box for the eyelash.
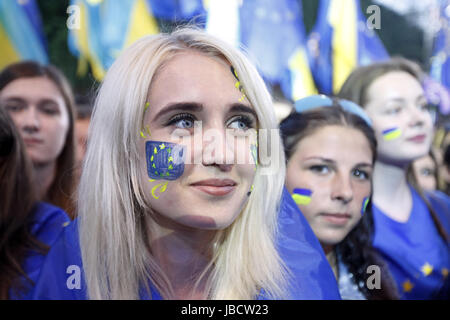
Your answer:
[165,113,196,128]
[227,115,255,131]
[165,113,255,130]
[310,165,330,174]
[353,169,370,180]
[309,165,370,180]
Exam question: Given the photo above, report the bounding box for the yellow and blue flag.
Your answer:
[0,0,48,70]
[68,0,159,80]
[307,0,389,94]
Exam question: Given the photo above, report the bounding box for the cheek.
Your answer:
[353,183,371,215]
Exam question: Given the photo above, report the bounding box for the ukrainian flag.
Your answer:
[280,0,317,101]
[68,0,159,81]
[307,0,389,95]
[0,0,48,70]
[292,188,313,206]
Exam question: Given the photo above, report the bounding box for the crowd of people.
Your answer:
[0,28,448,300]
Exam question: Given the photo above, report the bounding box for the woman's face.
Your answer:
[412,154,437,191]
[364,71,433,164]
[0,77,69,166]
[139,52,257,230]
[285,125,373,248]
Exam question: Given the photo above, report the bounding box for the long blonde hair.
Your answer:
[78,28,289,299]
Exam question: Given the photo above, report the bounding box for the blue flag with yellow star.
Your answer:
[372,187,449,299]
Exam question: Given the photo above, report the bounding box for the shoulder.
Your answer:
[29,202,71,246]
[276,188,341,300]
[30,219,87,300]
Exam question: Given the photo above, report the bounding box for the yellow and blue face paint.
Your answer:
[292,188,312,205]
[382,127,402,141]
[230,66,246,102]
[146,141,185,180]
[361,196,369,215]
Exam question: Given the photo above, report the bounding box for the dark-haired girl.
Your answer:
[280,95,399,299]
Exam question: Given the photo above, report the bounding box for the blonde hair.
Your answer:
[78,28,289,299]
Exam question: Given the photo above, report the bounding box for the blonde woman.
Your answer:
[31,28,339,300]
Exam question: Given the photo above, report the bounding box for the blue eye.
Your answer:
[228,115,254,131]
[167,113,196,129]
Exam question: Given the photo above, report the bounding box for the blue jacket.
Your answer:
[31,188,341,299]
[10,202,70,299]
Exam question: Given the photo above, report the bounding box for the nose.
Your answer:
[20,106,40,134]
[408,105,426,128]
[201,125,235,172]
[330,172,354,204]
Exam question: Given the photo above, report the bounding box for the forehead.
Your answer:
[295,125,373,163]
[0,76,63,102]
[366,71,424,102]
[146,51,243,107]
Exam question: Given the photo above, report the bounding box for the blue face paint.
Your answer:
[146,141,185,180]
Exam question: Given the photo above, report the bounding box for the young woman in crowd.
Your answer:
[339,58,449,299]
[0,61,77,218]
[30,28,340,300]
[280,95,398,299]
[0,107,69,299]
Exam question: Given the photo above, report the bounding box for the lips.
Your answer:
[190,179,237,196]
[23,137,43,145]
[406,134,426,143]
[321,213,351,226]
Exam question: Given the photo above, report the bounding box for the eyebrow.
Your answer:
[1,96,59,105]
[153,102,203,122]
[385,95,427,104]
[303,157,372,168]
[229,103,258,119]
[1,97,26,103]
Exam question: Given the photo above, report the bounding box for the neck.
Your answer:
[323,247,338,280]
[33,161,56,200]
[372,160,412,222]
[149,214,216,299]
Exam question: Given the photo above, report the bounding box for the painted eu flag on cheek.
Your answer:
[146,141,186,180]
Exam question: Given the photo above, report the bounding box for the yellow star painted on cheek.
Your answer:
[442,268,448,279]
[402,279,414,293]
[421,262,433,276]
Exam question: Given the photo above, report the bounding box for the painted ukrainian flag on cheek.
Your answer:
[292,188,313,205]
[361,197,369,215]
[382,127,402,141]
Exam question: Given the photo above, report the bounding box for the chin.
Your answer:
[175,212,238,230]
